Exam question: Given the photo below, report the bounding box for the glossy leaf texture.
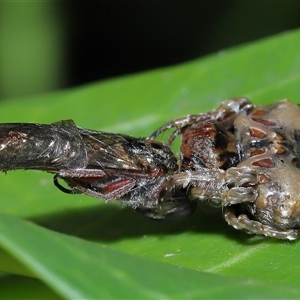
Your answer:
[0,29,300,298]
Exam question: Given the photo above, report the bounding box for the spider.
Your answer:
[151,98,300,240]
[1,98,300,240]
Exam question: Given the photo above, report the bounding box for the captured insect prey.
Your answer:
[2,98,300,240]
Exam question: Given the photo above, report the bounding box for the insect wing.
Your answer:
[57,129,179,201]
[78,129,148,171]
[0,120,87,171]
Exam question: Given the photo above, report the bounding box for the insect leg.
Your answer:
[55,175,137,201]
[57,168,108,178]
[53,168,137,200]
[54,175,73,194]
[224,207,299,240]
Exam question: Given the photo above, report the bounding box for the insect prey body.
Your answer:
[1,98,300,240]
[0,120,195,218]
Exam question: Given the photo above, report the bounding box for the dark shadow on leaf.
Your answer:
[0,274,61,299]
[28,202,266,245]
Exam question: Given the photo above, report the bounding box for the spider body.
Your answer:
[152,98,300,240]
[232,100,300,240]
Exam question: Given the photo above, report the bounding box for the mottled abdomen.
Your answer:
[235,100,300,230]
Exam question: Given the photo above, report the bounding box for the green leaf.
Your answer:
[0,214,299,299]
[1,29,300,298]
[0,273,61,299]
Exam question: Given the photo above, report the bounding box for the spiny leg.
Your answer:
[224,207,299,240]
[173,166,258,206]
[150,98,253,144]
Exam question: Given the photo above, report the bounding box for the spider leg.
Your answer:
[150,114,205,143]
[224,207,299,240]
[150,97,253,142]
[173,166,258,205]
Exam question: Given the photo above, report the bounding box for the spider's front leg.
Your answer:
[173,166,259,206]
[224,207,299,240]
[150,97,254,145]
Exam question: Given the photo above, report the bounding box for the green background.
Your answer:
[0,30,300,298]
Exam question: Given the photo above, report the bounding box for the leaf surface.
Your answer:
[0,29,300,297]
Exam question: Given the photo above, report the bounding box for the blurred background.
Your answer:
[0,1,300,100]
